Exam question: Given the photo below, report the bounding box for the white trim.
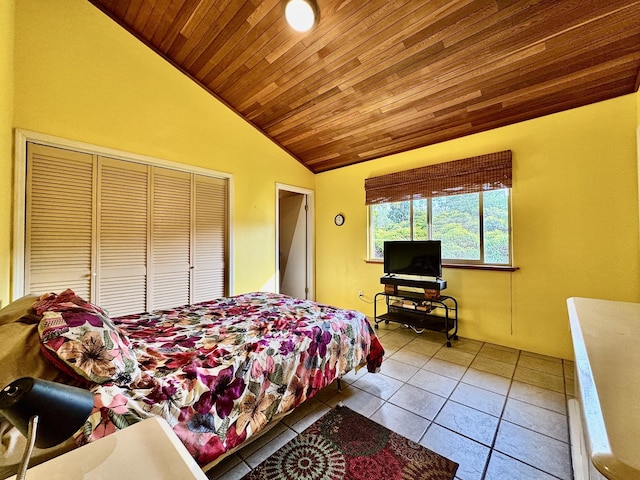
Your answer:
[12,131,27,301]
[568,398,594,480]
[12,129,235,300]
[15,129,232,179]
[227,176,235,297]
[275,183,315,300]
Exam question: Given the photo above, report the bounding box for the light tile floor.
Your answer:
[207,322,575,480]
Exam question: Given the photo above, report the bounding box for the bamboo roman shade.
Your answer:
[365,150,512,205]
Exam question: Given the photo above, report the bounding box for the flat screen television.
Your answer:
[383,240,442,278]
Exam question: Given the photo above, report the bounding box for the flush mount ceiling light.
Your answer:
[285,0,318,32]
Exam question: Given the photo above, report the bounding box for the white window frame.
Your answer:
[367,189,513,266]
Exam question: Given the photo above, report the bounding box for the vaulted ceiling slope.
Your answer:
[89,0,640,173]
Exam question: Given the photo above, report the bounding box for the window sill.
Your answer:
[365,259,519,272]
[442,263,519,272]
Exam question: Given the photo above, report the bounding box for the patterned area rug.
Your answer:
[241,405,458,480]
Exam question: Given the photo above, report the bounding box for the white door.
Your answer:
[277,185,314,300]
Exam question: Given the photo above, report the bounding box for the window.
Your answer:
[369,189,511,264]
[366,151,512,266]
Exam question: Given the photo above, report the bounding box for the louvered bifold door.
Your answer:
[150,167,191,310]
[192,175,228,303]
[25,143,95,298]
[96,157,148,317]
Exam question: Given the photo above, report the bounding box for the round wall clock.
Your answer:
[334,213,345,226]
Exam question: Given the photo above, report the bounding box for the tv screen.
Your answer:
[383,240,442,278]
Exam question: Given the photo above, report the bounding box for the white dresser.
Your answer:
[10,417,208,480]
[567,297,640,480]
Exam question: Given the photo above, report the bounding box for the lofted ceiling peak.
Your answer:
[89,0,640,173]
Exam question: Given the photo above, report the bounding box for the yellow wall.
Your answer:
[5,0,640,360]
[0,1,15,307]
[4,0,314,303]
[316,94,640,360]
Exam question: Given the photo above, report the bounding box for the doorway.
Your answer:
[276,184,314,300]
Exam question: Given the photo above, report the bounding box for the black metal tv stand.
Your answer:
[374,276,458,347]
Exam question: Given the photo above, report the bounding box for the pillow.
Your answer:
[35,289,140,386]
[0,321,82,391]
[33,289,107,317]
[0,294,87,391]
[0,294,41,326]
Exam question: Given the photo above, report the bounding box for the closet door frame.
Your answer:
[12,129,234,302]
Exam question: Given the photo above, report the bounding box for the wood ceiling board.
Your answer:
[88,0,640,173]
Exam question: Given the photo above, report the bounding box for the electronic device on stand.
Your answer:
[374,240,458,347]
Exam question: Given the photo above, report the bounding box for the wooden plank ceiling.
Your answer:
[89,0,640,173]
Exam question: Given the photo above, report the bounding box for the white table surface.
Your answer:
[567,297,640,480]
[12,417,208,479]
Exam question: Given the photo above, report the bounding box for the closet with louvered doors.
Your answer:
[97,157,149,316]
[25,144,94,300]
[25,142,229,317]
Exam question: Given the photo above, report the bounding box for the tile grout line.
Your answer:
[209,331,574,480]
[482,349,570,480]
[479,348,521,480]
[393,338,571,479]
[415,341,475,447]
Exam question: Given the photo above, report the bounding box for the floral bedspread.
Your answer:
[79,292,384,468]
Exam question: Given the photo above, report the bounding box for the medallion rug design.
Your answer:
[241,405,458,480]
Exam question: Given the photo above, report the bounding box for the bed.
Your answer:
[0,289,384,477]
